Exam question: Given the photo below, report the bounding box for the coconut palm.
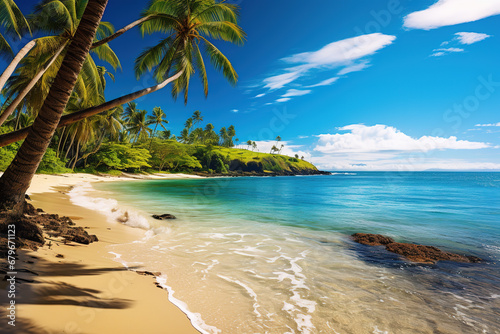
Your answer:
[147,106,168,148]
[147,106,168,135]
[0,0,120,126]
[192,110,203,126]
[135,0,245,103]
[128,109,151,143]
[0,0,245,147]
[0,0,108,211]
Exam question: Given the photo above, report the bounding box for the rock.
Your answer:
[351,233,482,264]
[152,214,176,220]
[385,243,481,264]
[352,233,394,246]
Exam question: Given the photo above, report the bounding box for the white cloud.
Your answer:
[455,31,491,44]
[255,93,266,98]
[314,124,491,153]
[231,109,239,113]
[283,33,396,66]
[276,98,291,103]
[298,135,310,139]
[306,77,339,88]
[261,33,395,91]
[431,47,464,56]
[475,122,500,127]
[404,0,500,30]
[338,61,371,76]
[282,89,312,98]
[263,70,305,90]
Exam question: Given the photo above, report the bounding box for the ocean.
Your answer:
[70,172,500,334]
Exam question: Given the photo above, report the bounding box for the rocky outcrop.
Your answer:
[352,233,482,264]
[152,214,176,220]
[0,203,98,249]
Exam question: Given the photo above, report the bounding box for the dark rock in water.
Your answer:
[152,214,176,220]
[385,243,482,264]
[351,233,482,264]
[352,233,394,246]
[25,194,31,201]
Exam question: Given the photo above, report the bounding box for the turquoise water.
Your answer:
[82,172,500,333]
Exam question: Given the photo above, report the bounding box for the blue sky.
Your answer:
[11,0,500,170]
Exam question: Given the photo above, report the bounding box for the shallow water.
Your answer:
[72,172,500,333]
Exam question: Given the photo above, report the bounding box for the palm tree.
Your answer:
[192,110,203,126]
[0,0,31,92]
[246,140,252,150]
[135,0,245,103]
[128,109,151,143]
[252,141,257,152]
[0,0,109,212]
[147,106,168,148]
[0,0,245,147]
[0,0,120,126]
[184,117,194,134]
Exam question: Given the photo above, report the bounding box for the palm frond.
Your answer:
[90,42,121,70]
[200,36,237,85]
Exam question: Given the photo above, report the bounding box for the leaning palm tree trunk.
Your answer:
[0,42,67,127]
[0,70,183,148]
[0,40,36,94]
[91,15,154,49]
[0,0,109,212]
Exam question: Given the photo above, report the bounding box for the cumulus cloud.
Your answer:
[314,124,491,153]
[475,122,500,127]
[455,31,491,44]
[404,0,500,30]
[261,33,396,91]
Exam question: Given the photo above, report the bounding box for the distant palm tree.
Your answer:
[147,106,168,148]
[128,109,151,143]
[246,140,252,150]
[192,110,203,126]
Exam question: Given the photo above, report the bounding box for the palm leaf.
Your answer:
[200,36,237,85]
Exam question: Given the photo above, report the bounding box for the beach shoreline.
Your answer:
[0,173,202,334]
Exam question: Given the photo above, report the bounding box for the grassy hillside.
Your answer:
[214,147,318,174]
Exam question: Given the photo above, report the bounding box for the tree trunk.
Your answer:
[0,40,36,94]
[0,0,109,211]
[0,42,67,127]
[0,71,183,148]
[91,15,154,49]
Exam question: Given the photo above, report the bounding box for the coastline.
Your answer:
[0,173,201,334]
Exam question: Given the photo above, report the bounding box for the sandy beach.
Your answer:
[0,173,202,334]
